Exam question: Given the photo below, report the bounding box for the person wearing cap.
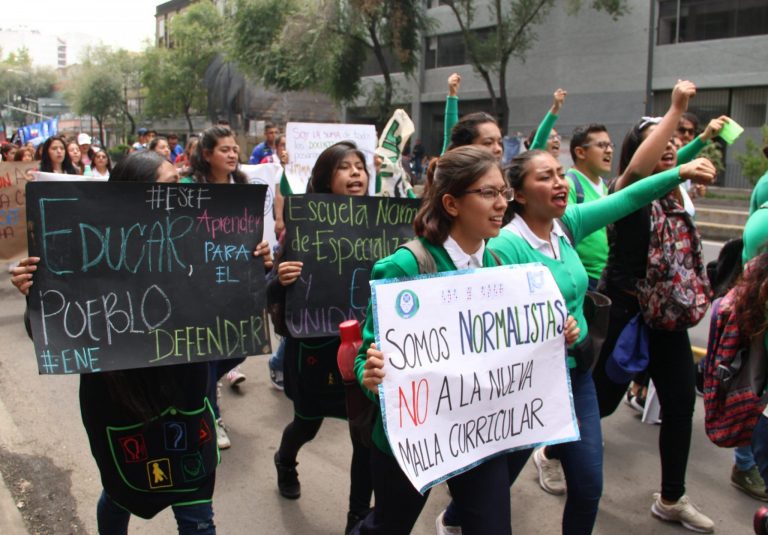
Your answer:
[132,128,149,152]
[78,133,95,167]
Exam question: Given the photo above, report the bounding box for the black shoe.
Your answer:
[755,506,768,534]
[274,451,300,499]
[345,508,371,534]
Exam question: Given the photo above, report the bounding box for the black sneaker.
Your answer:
[274,451,301,499]
[754,506,768,534]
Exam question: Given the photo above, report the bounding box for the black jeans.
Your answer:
[592,286,696,502]
[354,446,511,535]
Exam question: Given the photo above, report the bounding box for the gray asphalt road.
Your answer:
[1,246,758,535]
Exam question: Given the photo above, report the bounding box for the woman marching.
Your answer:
[485,145,714,534]
[269,141,374,533]
[39,135,79,175]
[590,94,726,533]
[355,146,580,535]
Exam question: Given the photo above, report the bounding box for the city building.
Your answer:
[355,0,768,187]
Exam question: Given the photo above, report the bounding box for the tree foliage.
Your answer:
[443,0,629,132]
[65,63,122,147]
[736,125,768,186]
[228,0,429,125]
[143,1,224,133]
[0,47,56,125]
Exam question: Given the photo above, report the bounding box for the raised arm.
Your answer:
[677,115,729,164]
[615,80,695,191]
[530,88,566,151]
[564,158,716,241]
[441,73,461,155]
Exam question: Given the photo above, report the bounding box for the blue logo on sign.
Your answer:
[395,289,419,319]
[527,271,544,293]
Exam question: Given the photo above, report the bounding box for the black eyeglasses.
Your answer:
[582,141,615,150]
[461,187,514,201]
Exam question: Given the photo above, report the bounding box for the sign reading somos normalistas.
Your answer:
[26,181,271,375]
[283,194,419,338]
[371,264,580,493]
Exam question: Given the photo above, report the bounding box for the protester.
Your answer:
[39,135,79,174]
[356,146,537,535]
[1,142,18,161]
[10,151,226,535]
[176,135,199,170]
[524,88,567,158]
[149,135,172,161]
[485,145,714,534]
[13,146,34,162]
[168,133,184,161]
[66,139,85,174]
[184,126,250,449]
[132,128,149,152]
[248,122,278,164]
[89,148,112,178]
[269,141,373,533]
[591,80,719,532]
[78,133,95,167]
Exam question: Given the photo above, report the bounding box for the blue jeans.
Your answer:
[548,368,604,535]
[97,491,215,535]
[735,445,757,471]
[269,339,285,372]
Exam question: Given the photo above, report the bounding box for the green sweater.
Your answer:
[441,96,459,155]
[488,167,682,354]
[750,171,768,216]
[530,111,558,151]
[354,238,501,456]
[565,169,609,280]
[742,202,768,264]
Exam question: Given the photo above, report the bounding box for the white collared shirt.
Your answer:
[503,216,568,260]
[443,234,485,269]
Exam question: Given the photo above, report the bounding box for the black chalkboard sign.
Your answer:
[25,181,270,374]
[283,194,419,337]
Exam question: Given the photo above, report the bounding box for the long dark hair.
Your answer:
[192,126,247,184]
[414,146,502,244]
[110,151,167,182]
[39,136,79,174]
[618,117,661,175]
[446,112,498,151]
[502,149,547,223]
[734,251,768,340]
[307,141,368,194]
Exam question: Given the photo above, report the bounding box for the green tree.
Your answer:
[442,0,629,132]
[143,1,224,133]
[65,63,122,147]
[0,47,56,127]
[736,125,768,186]
[228,0,429,124]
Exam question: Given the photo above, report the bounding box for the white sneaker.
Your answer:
[532,447,566,495]
[651,493,714,533]
[216,418,231,450]
[226,366,246,387]
[435,509,462,535]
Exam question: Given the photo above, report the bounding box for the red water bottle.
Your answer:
[337,320,362,382]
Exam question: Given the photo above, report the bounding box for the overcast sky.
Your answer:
[2,0,159,52]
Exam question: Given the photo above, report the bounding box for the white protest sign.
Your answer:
[241,162,283,243]
[284,122,377,195]
[376,109,415,198]
[371,263,579,493]
[30,171,108,181]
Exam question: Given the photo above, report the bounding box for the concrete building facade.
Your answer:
[357,0,768,188]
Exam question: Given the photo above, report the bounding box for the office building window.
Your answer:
[424,28,493,69]
[658,0,768,44]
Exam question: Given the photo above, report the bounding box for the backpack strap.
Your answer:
[565,170,585,204]
[399,239,437,274]
[488,249,502,266]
